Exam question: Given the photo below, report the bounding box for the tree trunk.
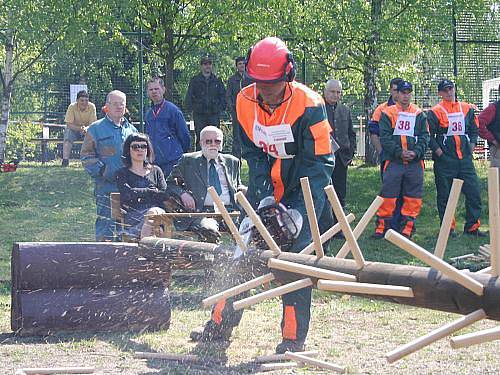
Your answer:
[0,29,14,162]
[163,28,176,104]
[363,0,382,166]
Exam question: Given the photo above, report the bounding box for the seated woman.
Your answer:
[116,133,171,239]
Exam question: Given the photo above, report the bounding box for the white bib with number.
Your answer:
[437,103,466,136]
[393,111,417,137]
[252,87,295,159]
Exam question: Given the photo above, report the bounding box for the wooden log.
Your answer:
[317,280,414,298]
[254,350,318,363]
[202,273,276,308]
[450,253,475,261]
[450,326,500,349]
[258,362,299,371]
[134,352,199,362]
[207,187,247,252]
[385,309,486,363]
[268,258,356,282]
[20,367,94,374]
[300,214,355,255]
[233,278,313,311]
[488,168,500,276]
[324,186,365,268]
[300,177,324,258]
[235,192,281,255]
[434,179,463,259]
[337,196,384,259]
[385,230,484,296]
[284,351,345,373]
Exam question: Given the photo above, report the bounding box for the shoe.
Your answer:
[275,339,305,354]
[372,232,384,239]
[61,159,69,167]
[464,229,488,238]
[189,324,232,342]
[449,230,457,238]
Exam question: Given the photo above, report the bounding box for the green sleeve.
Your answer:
[379,112,402,160]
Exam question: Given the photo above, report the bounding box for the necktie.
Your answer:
[209,160,222,195]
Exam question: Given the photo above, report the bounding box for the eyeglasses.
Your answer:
[203,139,221,145]
[131,144,148,150]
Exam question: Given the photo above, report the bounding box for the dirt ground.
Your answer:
[2,290,499,375]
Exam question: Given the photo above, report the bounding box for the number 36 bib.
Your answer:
[393,112,417,137]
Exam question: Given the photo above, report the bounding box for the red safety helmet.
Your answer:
[245,37,296,83]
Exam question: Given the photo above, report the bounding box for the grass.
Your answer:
[0,160,497,374]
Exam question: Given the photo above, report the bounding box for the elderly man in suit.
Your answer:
[324,79,356,209]
[167,126,244,236]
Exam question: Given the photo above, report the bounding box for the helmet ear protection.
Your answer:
[245,46,296,83]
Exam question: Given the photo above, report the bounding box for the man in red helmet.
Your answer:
[190,37,334,354]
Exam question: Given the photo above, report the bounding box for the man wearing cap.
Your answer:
[185,56,226,150]
[191,37,334,354]
[374,80,429,238]
[428,79,485,237]
[478,84,500,168]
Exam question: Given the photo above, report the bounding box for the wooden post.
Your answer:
[300,177,324,258]
[336,196,384,258]
[233,278,313,311]
[20,368,95,374]
[434,178,463,259]
[284,351,345,373]
[386,309,486,363]
[450,326,500,349]
[207,187,247,252]
[488,168,500,276]
[300,214,355,255]
[202,273,275,308]
[385,230,484,296]
[268,258,356,282]
[317,280,414,298]
[254,350,318,363]
[324,185,365,268]
[235,192,281,255]
[134,352,199,362]
[258,362,299,372]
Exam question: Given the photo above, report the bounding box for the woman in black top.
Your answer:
[116,133,171,238]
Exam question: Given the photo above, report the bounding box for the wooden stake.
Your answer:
[207,186,247,252]
[284,351,345,373]
[434,178,464,259]
[300,213,355,255]
[21,368,94,374]
[488,168,500,276]
[385,230,484,296]
[134,352,199,362]
[233,278,313,311]
[202,273,275,308]
[235,192,281,255]
[254,350,318,363]
[324,185,365,268]
[386,309,486,363]
[258,362,299,371]
[450,326,500,349]
[268,258,356,282]
[300,177,324,258]
[317,280,414,298]
[337,196,384,258]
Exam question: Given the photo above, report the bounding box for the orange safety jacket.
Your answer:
[427,100,478,160]
[236,81,334,203]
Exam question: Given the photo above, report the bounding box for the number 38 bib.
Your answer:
[393,112,416,137]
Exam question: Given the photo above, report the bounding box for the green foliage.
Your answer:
[5,122,41,161]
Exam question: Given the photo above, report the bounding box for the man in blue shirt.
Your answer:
[145,77,191,177]
[81,90,137,241]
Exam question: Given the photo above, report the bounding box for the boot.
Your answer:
[275,339,305,354]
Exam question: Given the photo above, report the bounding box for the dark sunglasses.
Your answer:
[131,144,148,150]
[204,139,221,145]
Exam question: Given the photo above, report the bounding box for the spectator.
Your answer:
[478,85,500,168]
[428,79,485,237]
[145,77,190,177]
[184,56,226,150]
[168,126,244,239]
[116,133,172,239]
[62,90,97,167]
[226,56,250,158]
[81,90,137,241]
[374,81,429,239]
